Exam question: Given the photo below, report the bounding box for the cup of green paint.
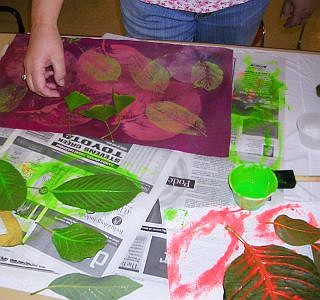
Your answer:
[228,163,278,211]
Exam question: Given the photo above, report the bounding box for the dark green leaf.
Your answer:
[52,174,142,212]
[113,93,135,113]
[65,91,91,112]
[312,243,320,273]
[274,214,320,246]
[52,223,107,262]
[39,273,142,300]
[224,244,320,299]
[81,105,116,122]
[0,160,27,210]
[316,84,320,97]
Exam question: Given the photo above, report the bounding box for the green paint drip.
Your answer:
[230,55,287,170]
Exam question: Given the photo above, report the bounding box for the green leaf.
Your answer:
[81,105,116,122]
[34,273,142,300]
[0,160,27,210]
[52,174,142,212]
[52,223,107,262]
[273,215,320,246]
[223,226,320,300]
[224,244,320,299]
[65,91,91,112]
[112,93,135,113]
[312,243,320,273]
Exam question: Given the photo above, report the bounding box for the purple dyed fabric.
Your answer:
[0,34,233,156]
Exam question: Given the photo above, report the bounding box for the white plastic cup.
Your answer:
[296,112,320,150]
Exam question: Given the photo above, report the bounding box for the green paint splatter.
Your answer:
[164,209,177,221]
[230,55,288,169]
[164,208,188,226]
[16,151,140,217]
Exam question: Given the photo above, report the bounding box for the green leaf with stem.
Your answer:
[31,273,142,299]
[0,160,27,210]
[52,174,142,212]
[51,223,107,262]
[81,105,116,122]
[223,225,320,300]
[65,91,91,112]
[272,214,320,246]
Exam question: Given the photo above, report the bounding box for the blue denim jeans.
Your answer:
[120,0,269,46]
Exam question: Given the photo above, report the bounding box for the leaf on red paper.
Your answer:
[273,214,320,246]
[81,104,116,122]
[65,91,91,112]
[146,101,206,136]
[312,243,320,273]
[223,244,320,299]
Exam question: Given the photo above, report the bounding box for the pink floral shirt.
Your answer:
[141,0,250,13]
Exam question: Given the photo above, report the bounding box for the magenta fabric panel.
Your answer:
[0,34,233,156]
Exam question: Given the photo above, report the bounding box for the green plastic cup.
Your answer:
[228,163,278,211]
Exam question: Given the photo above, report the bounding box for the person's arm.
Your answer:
[24,0,65,97]
[281,0,319,28]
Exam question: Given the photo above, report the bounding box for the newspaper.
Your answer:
[231,51,286,165]
[0,128,177,297]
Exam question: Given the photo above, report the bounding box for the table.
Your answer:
[0,33,320,300]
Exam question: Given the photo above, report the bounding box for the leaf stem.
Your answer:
[30,286,48,296]
[26,186,41,190]
[104,121,114,142]
[100,115,122,141]
[225,225,250,248]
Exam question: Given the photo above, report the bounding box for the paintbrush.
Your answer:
[273,170,320,189]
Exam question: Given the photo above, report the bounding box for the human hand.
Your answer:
[281,0,319,28]
[24,24,66,97]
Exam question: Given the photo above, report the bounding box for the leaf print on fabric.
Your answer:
[146,101,207,136]
[120,81,202,141]
[128,53,170,93]
[0,84,28,112]
[191,61,224,91]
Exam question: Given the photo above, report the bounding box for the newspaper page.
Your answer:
[0,127,14,151]
[117,200,170,299]
[0,127,177,297]
[231,51,286,165]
